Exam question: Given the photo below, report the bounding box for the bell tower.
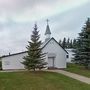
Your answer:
[45,19,51,42]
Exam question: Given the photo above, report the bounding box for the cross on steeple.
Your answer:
[45,19,51,35]
[45,19,51,42]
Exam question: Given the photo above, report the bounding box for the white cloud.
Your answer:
[0,0,89,22]
[0,0,89,55]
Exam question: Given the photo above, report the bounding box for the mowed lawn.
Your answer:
[0,71,90,90]
[65,63,90,78]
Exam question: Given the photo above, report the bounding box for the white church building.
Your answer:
[1,23,68,70]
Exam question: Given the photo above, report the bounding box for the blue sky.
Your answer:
[0,0,90,55]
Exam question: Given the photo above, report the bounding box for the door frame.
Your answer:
[48,57,55,68]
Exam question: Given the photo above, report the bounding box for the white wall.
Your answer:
[2,53,27,70]
[42,39,67,68]
[66,49,75,63]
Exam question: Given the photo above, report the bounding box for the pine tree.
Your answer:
[73,18,90,69]
[69,39,73,48]
[59,39,62,45]
[22,24,46,71]
[66,38,70,48]
[73,39,77,49]
[62,37,66,48]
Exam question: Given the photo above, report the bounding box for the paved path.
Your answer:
[46,70,90,84]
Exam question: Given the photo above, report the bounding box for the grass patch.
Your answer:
[0,71,90,90]
[65,63,90,77]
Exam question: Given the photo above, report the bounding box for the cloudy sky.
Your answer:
[0,0,90,55]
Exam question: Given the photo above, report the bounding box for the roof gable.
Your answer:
[42,37,68,54]
[1,38,68,58]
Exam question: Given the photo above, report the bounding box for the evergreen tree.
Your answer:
[59,39,62,45]
[59,37,80,49]
[69,39,73,48]
[73,39,77,49]
[62,37,66,48]
[66,38,70,48]
[73,18,90,69]
[22,24,47,71]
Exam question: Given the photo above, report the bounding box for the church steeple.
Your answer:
[45,19,51,42]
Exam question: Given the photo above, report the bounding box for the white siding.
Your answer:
[42,39,67,68]
[2,53,27,70]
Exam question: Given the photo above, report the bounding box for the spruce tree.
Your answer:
[59,39,62,45]
[69,39,73,48]
[62,37,66,48]
[22,24,46,71]
[74,18,90,69]
[66,38,70,48]
[73,39,77,49]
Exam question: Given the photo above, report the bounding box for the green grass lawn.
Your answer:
[65,63,90,78]
[0,71,90,90]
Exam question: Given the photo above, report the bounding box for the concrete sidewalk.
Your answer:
[46,70,90,84]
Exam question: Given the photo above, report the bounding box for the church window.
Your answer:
[66,55,69,58]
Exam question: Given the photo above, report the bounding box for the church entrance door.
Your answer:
[48,57,55,68]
